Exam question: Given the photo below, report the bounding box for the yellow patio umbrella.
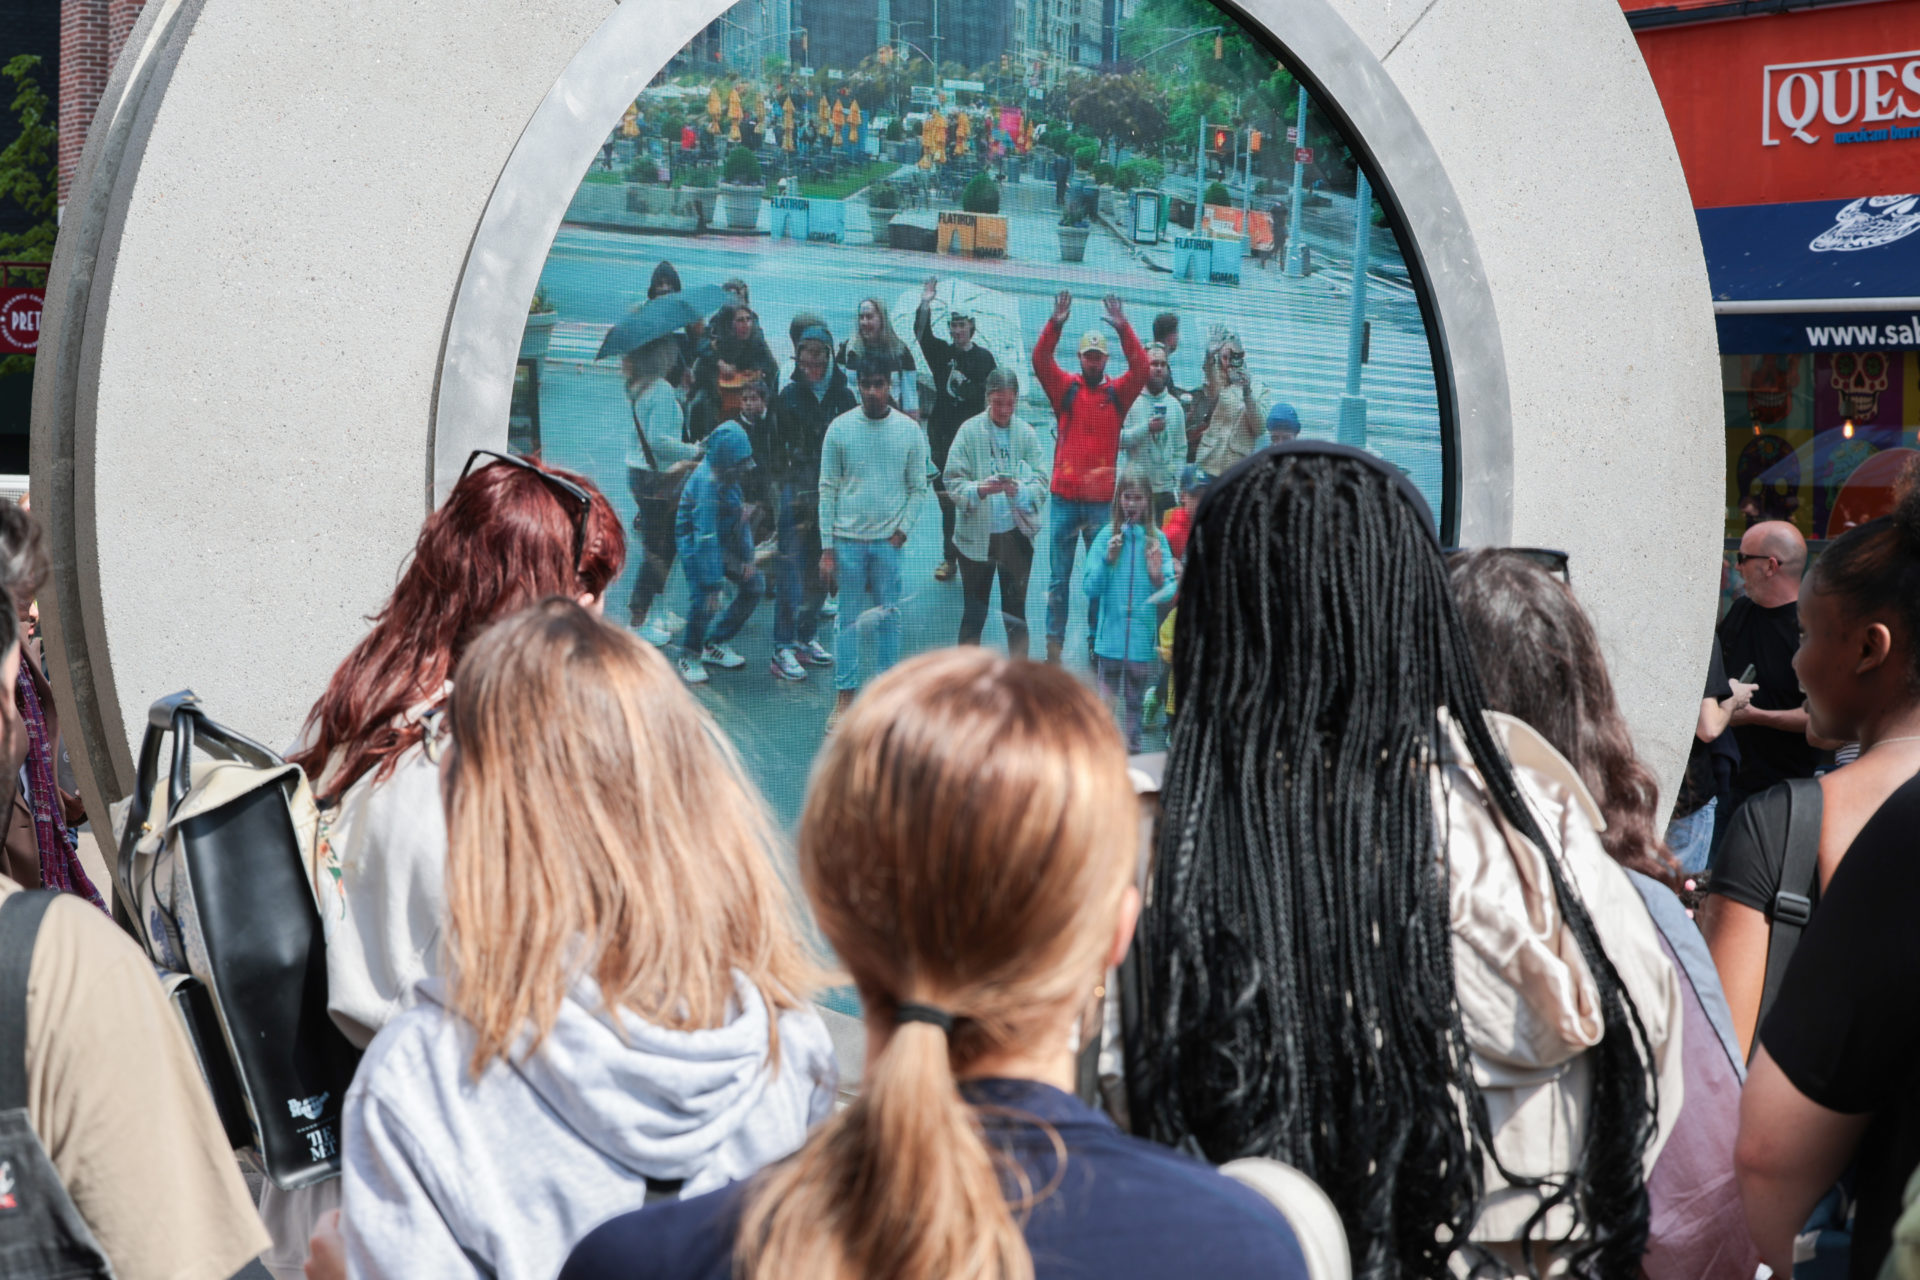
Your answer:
[831,98,846,146]
[781,96,796,151]
[706,85,722,134]
[919,112,937,168]
[817,93,831,139]
[620,103,639,137]
[953,110,970,156]
[848,98,862,145]
[728,86,743,122]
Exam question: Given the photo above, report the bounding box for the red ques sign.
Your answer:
[0,288,41,355]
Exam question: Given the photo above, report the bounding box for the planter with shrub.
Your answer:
[960,172,1000,214]
[718,146,765,231]
[521,288,558,359]
[1057,207,1090,262]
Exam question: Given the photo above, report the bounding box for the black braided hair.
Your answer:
[1124,451,1657,1279]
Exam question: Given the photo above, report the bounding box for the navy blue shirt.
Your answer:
[560,1078,1308,1280]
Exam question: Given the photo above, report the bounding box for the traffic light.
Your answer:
[1214,34,1223,59]
[1248,128,1261,152]
[1212,127,1228,152]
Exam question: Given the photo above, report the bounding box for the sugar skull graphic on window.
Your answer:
[1745,353,1799,427]
[1830,351,1889,421]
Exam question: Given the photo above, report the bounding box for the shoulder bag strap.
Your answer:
[0,890,58,1112]
[1758,776,1825,1031]
[631,392,661,473]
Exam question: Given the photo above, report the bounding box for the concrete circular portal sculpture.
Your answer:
[32,0,1720,828]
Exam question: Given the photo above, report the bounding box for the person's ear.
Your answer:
[1107,884,1141,971]
[580,592,605,615]
[1858,620,1894,676]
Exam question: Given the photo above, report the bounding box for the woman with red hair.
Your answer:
[261,450,623,1279]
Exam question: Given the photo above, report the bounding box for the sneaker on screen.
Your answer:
[703,643,747,670]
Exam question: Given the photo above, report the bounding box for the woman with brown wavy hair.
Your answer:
[1447,549,1679,884]
[562,647,1307,1280]
[1449,548,1758,1280]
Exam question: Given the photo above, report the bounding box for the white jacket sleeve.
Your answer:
[342,1093,474,1280]
[322,747,449,1048]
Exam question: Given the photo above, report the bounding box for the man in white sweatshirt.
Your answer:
[1118,343,1186,526]
[818,357,930,730]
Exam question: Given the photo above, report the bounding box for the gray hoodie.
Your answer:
[340,972,837,1280]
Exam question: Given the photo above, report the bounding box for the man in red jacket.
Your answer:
[1033,289,1150,663]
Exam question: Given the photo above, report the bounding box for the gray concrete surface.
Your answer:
[36,0,1720,821]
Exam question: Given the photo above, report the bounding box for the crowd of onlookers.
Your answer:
[6,293,1920,1280]
[625,263,1295,745]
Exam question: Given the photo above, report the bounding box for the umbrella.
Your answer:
[707,85,723,134]
[728,86,743,121]
[889,279,1026,382]
[782,96,796,151]
[848,98,862,145]
[597,284,730,360]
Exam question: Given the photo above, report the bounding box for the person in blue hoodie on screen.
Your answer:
[1084,468,1176,752]
[674,420,764,686]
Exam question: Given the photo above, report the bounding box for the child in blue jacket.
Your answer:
[1083,469,1175,751]
[674,422,764,685]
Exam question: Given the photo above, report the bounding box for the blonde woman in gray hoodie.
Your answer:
[319,598,835,1280]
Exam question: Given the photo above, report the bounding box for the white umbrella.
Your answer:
[889,278,1026,380]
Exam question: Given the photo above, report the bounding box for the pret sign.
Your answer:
[0,288,42,355]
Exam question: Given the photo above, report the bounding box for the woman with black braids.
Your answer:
[1124,443,1683,1278]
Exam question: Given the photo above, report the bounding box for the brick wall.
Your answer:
[58,0,144,208]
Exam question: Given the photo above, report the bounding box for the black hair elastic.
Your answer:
[895,1002,955,1033]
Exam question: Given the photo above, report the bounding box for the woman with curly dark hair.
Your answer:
[1451,548,1758,1280]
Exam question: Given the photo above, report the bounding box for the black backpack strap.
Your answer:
[0,890,59,1112]
[1759,777,1824,1031]
[643,1176,685,1205]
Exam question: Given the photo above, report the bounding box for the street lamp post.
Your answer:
[1337,167,1371,447]
[1284,83,1309,277]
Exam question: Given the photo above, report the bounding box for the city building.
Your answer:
[1625,0,1920,571]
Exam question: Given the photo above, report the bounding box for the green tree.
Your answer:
[1060,72,1169,156]
[0,55,56,379]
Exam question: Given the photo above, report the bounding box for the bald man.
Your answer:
[1717,520,1827,806]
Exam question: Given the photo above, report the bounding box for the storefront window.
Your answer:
[514,0,1451,820]
[1721,345,1920,607]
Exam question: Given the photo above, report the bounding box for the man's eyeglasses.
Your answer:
[459,449,592,574]
[1735,552,1776,567]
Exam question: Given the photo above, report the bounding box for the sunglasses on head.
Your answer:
[1444,545,1571,584]
[460,449,592,574]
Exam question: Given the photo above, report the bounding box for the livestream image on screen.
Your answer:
[512,0,1447,821]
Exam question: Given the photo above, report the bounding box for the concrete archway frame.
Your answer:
[33,0,1720,834]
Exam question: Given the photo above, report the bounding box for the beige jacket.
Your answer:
[1439,711,1684,1249]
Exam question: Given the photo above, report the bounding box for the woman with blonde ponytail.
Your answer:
[563,647,1308,1280]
